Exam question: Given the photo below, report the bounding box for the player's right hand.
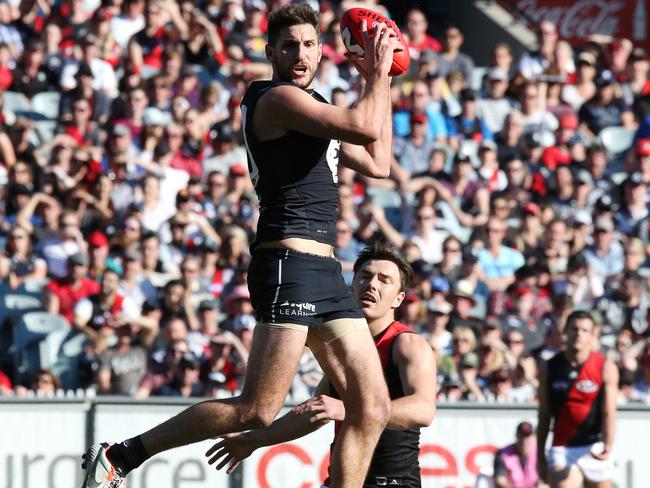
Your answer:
[358,19,402,79]
[292,394,345,424]
[205,433,254,475]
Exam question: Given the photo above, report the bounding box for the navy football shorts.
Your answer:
[247,248,364,328]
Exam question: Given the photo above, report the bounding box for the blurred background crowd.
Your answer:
[0,0,649,407]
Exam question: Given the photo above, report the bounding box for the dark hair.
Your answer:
[267,4,319,46]
[565,310,596,332]
[353,241,413,292]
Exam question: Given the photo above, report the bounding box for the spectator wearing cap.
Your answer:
[561,51,597,111]
[60,63,112,125]
[583,216,624,287]
[422,300,453,355]
[405,7,441,60]
[10,39,55,99]
[478,67,514,134]
[446,279,483,335]
[493,421,539,488]
[437,24,474,83]
[614,172,648,236]
[394,80,447,141]
[60,33,118,97]
[519,80,559,135]
[88,230,121,280]
[232,311,256,351]
[44,251,100,324]
[478,217,525,293]
[578,69,634,139]
[634,139,650,185]
[202,121,248,176]
[447,88,493,146]
[399,292,426,329]
[391,111,439,185]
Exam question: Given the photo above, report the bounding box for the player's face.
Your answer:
[352,259,404,321]
[268,24,321,88]
[566,318,595,353]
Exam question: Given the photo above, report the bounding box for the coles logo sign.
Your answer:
[500,0,649,46]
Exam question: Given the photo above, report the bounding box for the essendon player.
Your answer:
[537,311,618,488]
[205,243,437,487]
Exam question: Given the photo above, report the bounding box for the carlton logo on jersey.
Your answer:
[575,379,599,394]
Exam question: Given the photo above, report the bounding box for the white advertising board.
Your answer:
[93,403,230,488]
[2,401,648,488]
[242,406,650,488]
[0,403,87,488]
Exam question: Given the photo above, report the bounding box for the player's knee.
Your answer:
[347,389,391,429]
[236,403,277,429]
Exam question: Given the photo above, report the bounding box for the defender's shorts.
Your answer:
[248,248,364,328]
[548,442,613,482]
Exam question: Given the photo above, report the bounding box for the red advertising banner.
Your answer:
[499,0,650,49]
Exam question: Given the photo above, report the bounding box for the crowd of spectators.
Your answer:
[0,0,649,407]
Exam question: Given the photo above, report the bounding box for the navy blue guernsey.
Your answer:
[241,80,341,250]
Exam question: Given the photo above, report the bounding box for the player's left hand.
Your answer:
[292,395,345,424]
[205,433,254,475]
[590,443,611,460]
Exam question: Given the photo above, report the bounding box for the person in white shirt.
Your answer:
[110,0,146,49]
[59,34,118,97]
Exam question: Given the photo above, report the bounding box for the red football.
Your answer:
[340,7,410,77]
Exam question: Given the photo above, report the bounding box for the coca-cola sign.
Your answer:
[500,0,649,47]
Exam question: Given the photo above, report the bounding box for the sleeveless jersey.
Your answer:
[327,321,421,483]
[547,351,606,447]
[240,80,340,250]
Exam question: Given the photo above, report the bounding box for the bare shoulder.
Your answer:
[393,333,434,362]
[602,357,619,383]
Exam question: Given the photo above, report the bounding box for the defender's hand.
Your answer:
[205,433,254,475]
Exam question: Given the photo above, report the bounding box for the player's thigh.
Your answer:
[239,322,308,411]
[312,318,388,408]
[550,466,584,488]
[584,479,611,488]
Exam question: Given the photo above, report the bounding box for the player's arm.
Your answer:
[389,333,437,429]
[339,77,393,178]
[205,379,337,474]
[536,360,551,483]
[594,358,618,460]
[257,22,397,146]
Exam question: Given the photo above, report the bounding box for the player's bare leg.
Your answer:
[550,466,584,488]
[314,320,391,488]
[141,324,307,455]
